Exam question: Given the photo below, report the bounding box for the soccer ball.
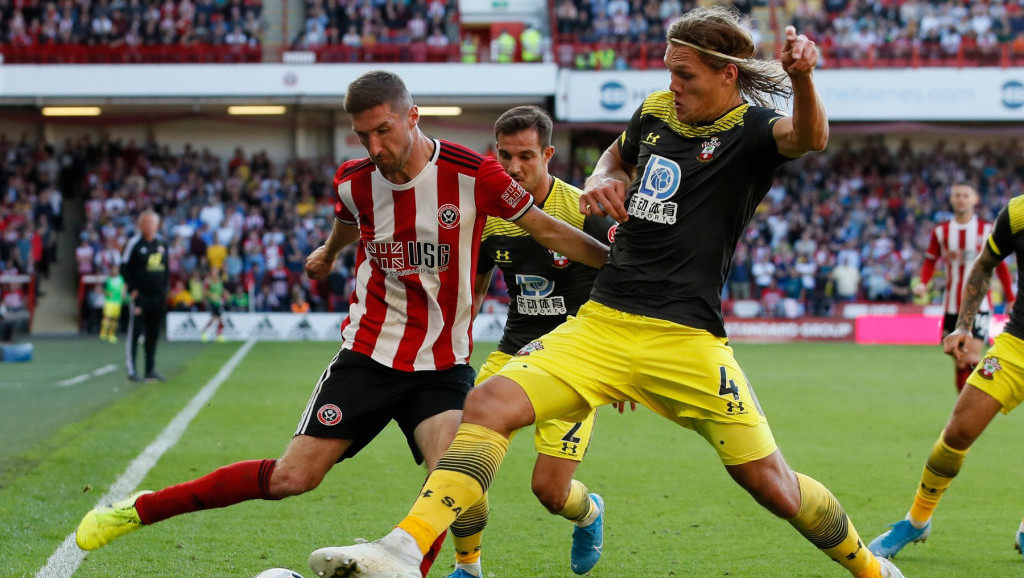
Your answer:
[253,569,305,578]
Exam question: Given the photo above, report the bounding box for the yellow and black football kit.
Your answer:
[500,94,788,465]
[966,195,1024,412]
[477,177,615,460]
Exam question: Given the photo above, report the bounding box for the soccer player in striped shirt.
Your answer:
[74,71,609,571]
[310,8,903,578]
[915,181,1014,392]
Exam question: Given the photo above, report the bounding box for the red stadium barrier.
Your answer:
[0,43,263,64]
[311,44,459,64]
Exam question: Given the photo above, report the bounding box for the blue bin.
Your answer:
[1,342,33,362]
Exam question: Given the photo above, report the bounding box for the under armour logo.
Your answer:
[726,401,746,414]
[643,132,661,145]
[496,250,510,260]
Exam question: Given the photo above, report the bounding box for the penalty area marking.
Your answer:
[55,364,118,387]
[35,339,256,578]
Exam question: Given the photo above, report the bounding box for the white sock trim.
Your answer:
[905,513,929,530]
[454,561,482,576]
[574,496,600,528]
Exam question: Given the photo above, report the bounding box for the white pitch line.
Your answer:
[55,364,118,387]
[35,339,256,578]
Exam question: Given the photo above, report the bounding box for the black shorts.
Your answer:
[942,312,990,342]
[207,302,223,316]
[295,348,475,464]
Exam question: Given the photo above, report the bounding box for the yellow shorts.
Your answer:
[102,302,122,319]
[967,331,1024,414]
[497,301,777,466]
[478,350,595,462]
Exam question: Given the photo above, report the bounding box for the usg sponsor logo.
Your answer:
[1002,80,1024,109]
[600,81,627,110]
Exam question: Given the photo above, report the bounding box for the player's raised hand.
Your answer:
[304,246,334,279]
[780,25,818,77]
[581,174,628,223]
[942,329,972,362]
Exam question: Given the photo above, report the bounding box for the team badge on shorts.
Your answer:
[317,404,343,425]
[515,340,544,356]
[437,204,460,229]
[978,356,1002,380]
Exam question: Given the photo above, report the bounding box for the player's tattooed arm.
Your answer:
[954,247,1000,333]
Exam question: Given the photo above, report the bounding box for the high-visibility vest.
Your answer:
[461,38,478,63]
[520,28,541,62]
[496,32,516,62]
[589,47,615,70]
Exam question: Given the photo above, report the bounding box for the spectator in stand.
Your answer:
[728,244,753,300]
[231,285,249,312]
[832,259,862,301]
[290,285,310,314]
[168,279,195,312]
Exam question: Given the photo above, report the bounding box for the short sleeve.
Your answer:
[583,214,617,245]
[334,200,355,225]
[474,155,534,221]
[332,160,361,225]
[988,204,1012,260]
[617,104,644,165]
[476,235,496,274]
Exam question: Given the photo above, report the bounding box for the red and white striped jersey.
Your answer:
[333,139,533,371]
[921,215,993,314]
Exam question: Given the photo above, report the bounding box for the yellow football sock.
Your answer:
[399,423,509,554]
[451,492,487,564]
[100,319,113,339]
[908,434,968,525]
[558,479,592,522]
[787,473,875,576]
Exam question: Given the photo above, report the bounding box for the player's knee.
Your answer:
[463,379,532,433]
[735,466,801,518]
[268,465,324,497]
[532,483,567,513]
[941,423,976,450]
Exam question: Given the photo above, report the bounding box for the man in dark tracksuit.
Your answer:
[121,210,170,382]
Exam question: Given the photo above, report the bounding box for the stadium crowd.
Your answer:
[795,0,1024,63]
[70,136,352,324]
[0,0,266,50]
[553,0,1024,68]
[2,131,1019,330]
[294,0,459,51]
[0,134,65,335]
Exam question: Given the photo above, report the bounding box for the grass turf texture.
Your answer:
[2,340,1022,577]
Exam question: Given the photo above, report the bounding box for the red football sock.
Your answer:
[955,366,972,393]
[419,528,447,577]
[135,459,277,525]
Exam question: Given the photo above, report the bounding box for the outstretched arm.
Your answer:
[943,247,1001,361]
[515,207,609,269]
[772,26,828,158]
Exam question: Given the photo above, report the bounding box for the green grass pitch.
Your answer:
[1,339,1022,577]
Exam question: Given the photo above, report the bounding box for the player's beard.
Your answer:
[372,140,414,179]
